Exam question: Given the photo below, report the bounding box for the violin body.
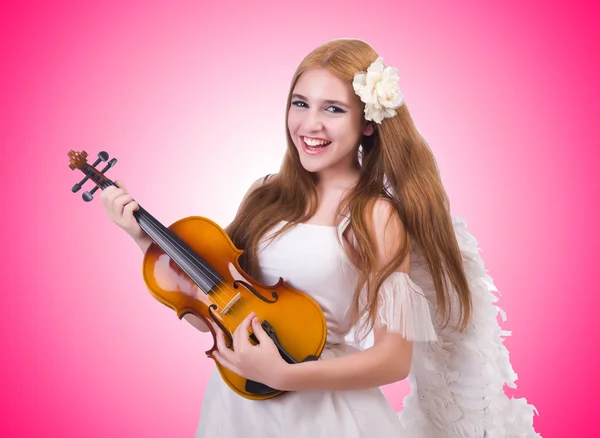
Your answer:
[143,216,328,400]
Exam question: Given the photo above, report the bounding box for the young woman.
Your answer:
[101,39,541,437]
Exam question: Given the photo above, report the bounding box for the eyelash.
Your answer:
[291,100,346,114]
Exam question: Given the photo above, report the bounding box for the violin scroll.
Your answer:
[67,150,117,202]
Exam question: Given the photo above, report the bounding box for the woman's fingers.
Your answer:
[101,187,124,216]
[215,327,234,360]
[251,317,270,344]
[122,200,139,222]
[98,179,146,241]
[233,312,256,349]
[212,350,238,374]
[111,193,131,218]
[113,179,127,191]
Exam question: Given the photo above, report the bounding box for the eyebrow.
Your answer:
[291,93,350,108]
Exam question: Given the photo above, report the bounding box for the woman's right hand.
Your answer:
[100,179,147,241]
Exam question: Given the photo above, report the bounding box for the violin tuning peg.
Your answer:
[90,151,109,168]
[96,157,117,175]
[82,185,100,202]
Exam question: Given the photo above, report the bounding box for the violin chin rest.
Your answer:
[244,379,278,395]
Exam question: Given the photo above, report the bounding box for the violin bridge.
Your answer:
[221,292,241,314]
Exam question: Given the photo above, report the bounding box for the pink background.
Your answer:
[1,0,598,436]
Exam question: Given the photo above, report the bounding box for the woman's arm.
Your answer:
[276,328,413,391]
[277,199,415,391]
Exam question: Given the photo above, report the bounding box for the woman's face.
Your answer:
[287,68,374,175]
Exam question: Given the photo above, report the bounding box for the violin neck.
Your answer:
[132,207,223,294]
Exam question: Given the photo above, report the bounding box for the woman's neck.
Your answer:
[315,164,361,192]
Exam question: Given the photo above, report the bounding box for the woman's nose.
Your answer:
[303,109,324,131]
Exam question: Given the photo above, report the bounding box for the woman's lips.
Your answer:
[301,136,331,155]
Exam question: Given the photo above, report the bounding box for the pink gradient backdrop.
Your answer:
[1,0,597,436]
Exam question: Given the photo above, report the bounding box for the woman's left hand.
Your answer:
[212,312,290,389]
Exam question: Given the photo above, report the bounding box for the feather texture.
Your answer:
[396,216,542,437]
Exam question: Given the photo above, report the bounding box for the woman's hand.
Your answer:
[212,312,289,389]
[99,179,147,241]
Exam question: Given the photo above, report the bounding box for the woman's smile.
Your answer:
[301,136,332,155]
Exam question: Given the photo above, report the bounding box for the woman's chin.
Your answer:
[299,157,328,173]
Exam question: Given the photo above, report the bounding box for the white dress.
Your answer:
[195,215,542,438]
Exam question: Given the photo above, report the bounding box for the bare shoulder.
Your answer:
[368,198,409,272]
[241,174,274,203]
[247,175,267,193]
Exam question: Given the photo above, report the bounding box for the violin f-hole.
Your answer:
[233,280,279,303]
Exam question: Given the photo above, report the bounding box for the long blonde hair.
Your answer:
[226,38,472,334]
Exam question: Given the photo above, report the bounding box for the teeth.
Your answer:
[304,137,331,146]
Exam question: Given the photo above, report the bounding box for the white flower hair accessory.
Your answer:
[352,56,404,124]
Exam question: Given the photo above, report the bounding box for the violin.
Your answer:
[67,150,327,400]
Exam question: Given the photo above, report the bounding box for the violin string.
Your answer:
[136,212,235,308]
[142,223,230,307]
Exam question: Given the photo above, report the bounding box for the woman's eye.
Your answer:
[291,100,346,114]
[326,106,345,114]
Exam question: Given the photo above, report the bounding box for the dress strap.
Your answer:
[336,213,353,246]
[262,173,274,185]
